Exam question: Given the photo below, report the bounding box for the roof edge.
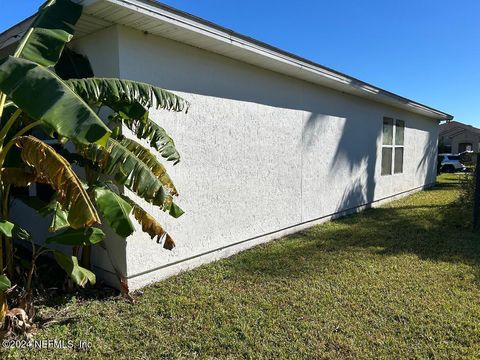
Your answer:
[89,0,453,121]
[2,0,454,121]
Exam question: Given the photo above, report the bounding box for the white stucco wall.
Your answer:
[71,25,438,290]
[451,133,480,153]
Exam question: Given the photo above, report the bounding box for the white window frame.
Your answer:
[382,118,405,176]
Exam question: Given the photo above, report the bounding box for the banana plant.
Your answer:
[0,0,188,323]
[0,0,110,308]
[56,75,188,271]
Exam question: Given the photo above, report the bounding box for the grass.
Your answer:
[3,174,480,359]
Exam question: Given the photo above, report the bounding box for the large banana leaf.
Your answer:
[16,0,82,67]
[123,196,175,249]
[53,251,95,287]
[93,186,135,238]
[0,167,36,187]
[0,56,111,146]
[55,47,94,80]
[0,275,11,292]
[122,116,181,164]
[47,227,105,246]
[0,220,31,240]
[66,78,189,119]
[15,136,101,228]
[50,202,70,232]
[79,137,183,217]
[118,136,177,195]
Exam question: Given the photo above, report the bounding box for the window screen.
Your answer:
[382,147,393,175]
[395,120,404,145]
[394,147,404,174]
[383,118,393,145]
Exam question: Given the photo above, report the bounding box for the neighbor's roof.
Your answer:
[0,0,453,121]
[439,121,480,137]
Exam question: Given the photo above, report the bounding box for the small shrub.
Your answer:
[459,170,475,207]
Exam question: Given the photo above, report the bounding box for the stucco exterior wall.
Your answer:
[72,25,438,290]
[439,123,480,154]
[451,133,480,153]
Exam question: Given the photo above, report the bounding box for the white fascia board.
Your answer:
[9,0,453,121]
[86,0,352,84]
[83,0,452,121]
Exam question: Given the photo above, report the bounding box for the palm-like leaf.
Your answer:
[0,168,36,187]
[16,0,82,67]
[93,186,135,238]
[53,251,95,287]
[0,274,11,292]
[79,137,183,217]
[122,116,181,164]
[92,185,176,249]
[47,227,105,246]
[122,196,175,249]
[55,47,94,80]
[118,136,177,195]
[15,136,101,228]
[0,56,111,146]
[0,220,31,240]
[50,202,69,232]
[66,78,189,119]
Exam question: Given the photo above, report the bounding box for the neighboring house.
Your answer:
[439,121,480,153]
[0,0,453,290]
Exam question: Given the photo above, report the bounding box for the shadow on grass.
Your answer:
[22,253,120,311]
[229,182,480,283]
[434,182,462,189]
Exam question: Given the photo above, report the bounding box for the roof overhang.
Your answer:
[0,0,454,121]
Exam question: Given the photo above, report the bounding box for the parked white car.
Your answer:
[458,150,475,164]
[438,153,467,173]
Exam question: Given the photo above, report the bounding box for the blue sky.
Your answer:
[1,0,479,125]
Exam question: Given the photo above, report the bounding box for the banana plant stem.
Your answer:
[0,109,22,150]
[0,93,6,121]
[0,235,3,272]
[13,28,34,58]
[2,185,12,278]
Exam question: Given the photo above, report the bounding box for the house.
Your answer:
[439,121,480,154]
[0,0,453,290]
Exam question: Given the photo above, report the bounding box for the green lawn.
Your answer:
[4,174,480,359]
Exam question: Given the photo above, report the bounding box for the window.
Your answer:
[381,147,392,175]
[458,143,472,153]
[381,118,405,175]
